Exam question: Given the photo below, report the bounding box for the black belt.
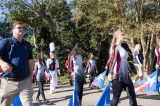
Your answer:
[3,77,28,82]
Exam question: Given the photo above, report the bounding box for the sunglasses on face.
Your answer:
[13,27,24,30]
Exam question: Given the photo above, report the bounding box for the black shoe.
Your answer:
[36,98,40,102]
[45,100,49,105]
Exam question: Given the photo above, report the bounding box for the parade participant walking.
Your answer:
[0,21,34,106]
[47,42,59,94]
[33,53,49,104]
[71,44,85,106]
[133,44,144,82]
[86,52,98,88]
[155,36,160,70]
[107,30,137,106]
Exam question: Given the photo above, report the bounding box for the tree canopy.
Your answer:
[0,0,160,74]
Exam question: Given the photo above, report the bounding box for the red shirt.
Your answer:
[0,67,2,76]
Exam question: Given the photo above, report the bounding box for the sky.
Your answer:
[0,10,5,22]
[66,0,72,4]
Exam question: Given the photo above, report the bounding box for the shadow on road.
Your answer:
[136,94,160,100]
[33,95,72,106]
[49,95,72,105]
[119,93,160,101]
[55,89,73,94]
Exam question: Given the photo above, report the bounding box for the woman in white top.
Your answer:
[86,53,97,88]
[47,52,59,94]
[33,53,49,104]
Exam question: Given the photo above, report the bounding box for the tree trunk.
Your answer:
[32,28,38,49]
[141,32,156,77]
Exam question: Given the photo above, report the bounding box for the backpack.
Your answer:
[65,59,69,69]
[65,57,74,72]
[49,59,56,71]
[3,37,31,57]
[3,38,12,57]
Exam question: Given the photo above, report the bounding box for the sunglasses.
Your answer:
[13,27,25,30]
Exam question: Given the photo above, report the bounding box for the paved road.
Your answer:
[32,82,160,106]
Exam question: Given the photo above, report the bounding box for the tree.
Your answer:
[0,21,11,38]
[1,0,74,51]
[1,0,159,75]
[0,0,76,73]
[72,0,128,72]
[129,0,160,75]
[72,0,160,74]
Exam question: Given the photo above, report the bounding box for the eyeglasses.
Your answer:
[13,27,24,30]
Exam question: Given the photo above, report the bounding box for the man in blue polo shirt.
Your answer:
[0,21,34,106]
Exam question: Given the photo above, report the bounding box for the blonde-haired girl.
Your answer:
[107,30,137,106]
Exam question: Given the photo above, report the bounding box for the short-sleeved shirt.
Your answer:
[0,37,33,80]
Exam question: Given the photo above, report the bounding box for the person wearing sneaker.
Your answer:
[34,52,50,104]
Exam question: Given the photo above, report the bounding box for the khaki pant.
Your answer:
[0,77,33,106]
